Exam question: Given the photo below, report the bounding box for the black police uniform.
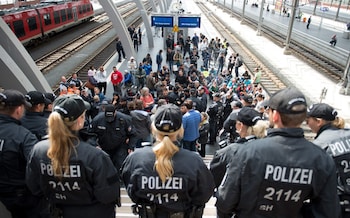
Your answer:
[121,146,215,218]
[21,111,48,140]
[90,111,136,171]
[312,123,350,216]
[223,108,241,143]
[210,136,257,188]
[26,138,120,218]
[207,99,223,144]
[216,128,340,217]
[0,114,40,218]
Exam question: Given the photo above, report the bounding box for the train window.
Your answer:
[54,11,60,24]
[13,20,25,38]
[43,13,51,26]
[79,5,83,14]
[67,8,73,20]
[87,4,91,12]
[27,17,37,31]
[61,9,67,22]
[83,4,87,13]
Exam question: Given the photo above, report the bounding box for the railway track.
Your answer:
[198,3,287,97]
[50,3,151,95]
[213,2,344,83]
[197,2,315,140]
[35,2,135,74]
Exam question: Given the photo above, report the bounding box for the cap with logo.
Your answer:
[26,91,50,106]
[268,87,307,114]
[237,107,262,126]
[104,104,116,122]
[53,95,90,122]
[154,104,182,133]
[307,103,337,121]
[0,89,32,108]
[44,93,56,104]
[242,94,253,104]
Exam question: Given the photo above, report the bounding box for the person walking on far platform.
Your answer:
[132,30,139,52]
[116,36,126,62]
[156,49,163,73]
[138,27,142,45]
[306,16,311,29]
[329,34,337,46]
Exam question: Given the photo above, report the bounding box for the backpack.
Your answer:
[237,58,243,67]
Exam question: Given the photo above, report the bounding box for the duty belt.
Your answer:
[131,204,204,218]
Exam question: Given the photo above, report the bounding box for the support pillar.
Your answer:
[100,0,136,61]
[0,18,51,93]
[284,0,298,55]
[135,0,154,48]
[149,0,158,12]
[257,0,265,36]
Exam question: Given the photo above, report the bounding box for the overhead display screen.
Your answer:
[178,16,201,28]
[151,16,174,27]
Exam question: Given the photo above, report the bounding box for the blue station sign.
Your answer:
[178,16,201,28]
[151,16,174,27]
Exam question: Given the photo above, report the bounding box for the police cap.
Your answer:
[53,94,90,122]
[307,103,337,121]
[154,104,182,133]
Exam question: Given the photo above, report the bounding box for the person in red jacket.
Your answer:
[110,66,123,94]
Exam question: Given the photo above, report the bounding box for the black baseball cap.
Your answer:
[237,107,261,126]
[53,94,90,122]
[242,94,253,104]
[307,103,337,121]
[0,89,32,108]
[268,87,307,114]
[154,104,182,133]
[26,91,50,106]
[44,93,56,104]
[105,104,116,122]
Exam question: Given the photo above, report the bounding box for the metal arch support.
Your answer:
[134,0,154,48]
[149,0,158,12]
[99,0,136,61]
[159,0,166,13]
[0,18,51,93]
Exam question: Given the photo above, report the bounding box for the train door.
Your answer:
[72,7,78,22]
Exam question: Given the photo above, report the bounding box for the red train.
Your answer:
[1,0,94,46]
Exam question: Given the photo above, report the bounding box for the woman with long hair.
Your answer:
[121,104,214,217]
[26,95,120,218]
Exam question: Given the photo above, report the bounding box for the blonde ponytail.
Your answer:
[152,124,183,183]
[47,112,78,178]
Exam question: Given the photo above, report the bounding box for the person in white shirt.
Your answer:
[95,66,108,95]
[127,57,138,84]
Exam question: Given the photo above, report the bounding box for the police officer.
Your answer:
[0,90,41,218]
[210,107,265,188]
[90,104,136,172]
[306,103,349,217]
[21,91,50,140]
[121,104,215,218]
[216,87,340,217]
[223,100,242,143]
[189,88,205,112]
[26,95,120,218]
[207,92,224,144]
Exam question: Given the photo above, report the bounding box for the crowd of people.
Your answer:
[0,30,349,218]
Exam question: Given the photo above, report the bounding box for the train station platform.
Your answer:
[99,0,350,125]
